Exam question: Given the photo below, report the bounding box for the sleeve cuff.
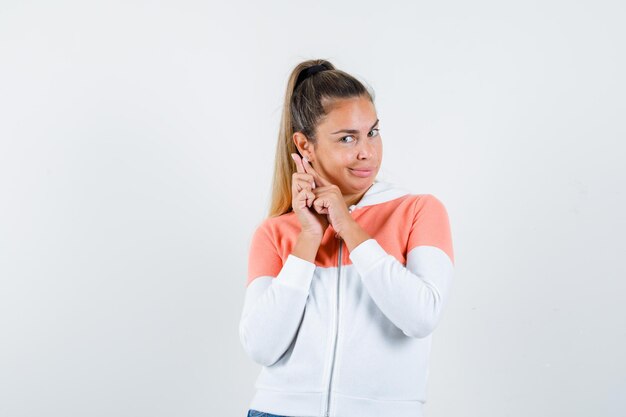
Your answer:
[348,238,389,277]
[274,254,317,291]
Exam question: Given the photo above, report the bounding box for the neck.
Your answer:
[343,182,374,207]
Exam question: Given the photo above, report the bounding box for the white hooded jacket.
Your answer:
[239,179,455,417]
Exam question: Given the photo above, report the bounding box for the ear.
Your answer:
[293,132,315,161]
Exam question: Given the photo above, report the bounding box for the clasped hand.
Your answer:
[290,153,355,239]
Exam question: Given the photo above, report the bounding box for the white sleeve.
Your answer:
[349,238,455,338]
[238,254,316,366]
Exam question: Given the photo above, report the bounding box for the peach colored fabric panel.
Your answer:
[246,223,283,287]
[341,195,414,266]
[246,193,454,287]
[407,194,455,266]
[247,213,341,286]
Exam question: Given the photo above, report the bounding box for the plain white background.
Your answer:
[1,1,624,416]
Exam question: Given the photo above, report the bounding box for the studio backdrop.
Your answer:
[0,1,624,416]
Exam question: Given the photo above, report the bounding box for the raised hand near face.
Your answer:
[299,156,355,239]
[291,153,329,239]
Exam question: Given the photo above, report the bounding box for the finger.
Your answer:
[292,176,306,202]
[302,157,331,187]
[291,153,305,174]
[293,172,315,184]
[295,182,310,195]
[294,177,315,193]
[293,172,316,191]
[298,189,315,208]
[302,157,316,189]
[312,195,329,214]
[295,188,306,208]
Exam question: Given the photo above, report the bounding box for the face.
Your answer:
[294,95,383,201]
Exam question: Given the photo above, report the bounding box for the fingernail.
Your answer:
[303,156,309,163]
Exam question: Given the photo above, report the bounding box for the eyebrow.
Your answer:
[331,119,379,135]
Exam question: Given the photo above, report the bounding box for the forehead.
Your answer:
[318,96,377,130]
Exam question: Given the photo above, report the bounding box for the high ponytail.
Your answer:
[267,59,374,218]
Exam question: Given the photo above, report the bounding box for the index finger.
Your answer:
[291,153,305,173]
[302,156,331,187]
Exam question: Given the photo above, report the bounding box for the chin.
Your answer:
[344,174,376,191]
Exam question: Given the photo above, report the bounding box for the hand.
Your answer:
[291,153,329,239]
[300,157,355,238]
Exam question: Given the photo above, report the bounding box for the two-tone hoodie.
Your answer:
[239,179,455,417]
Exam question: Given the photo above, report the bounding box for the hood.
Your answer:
[349,178,412,211]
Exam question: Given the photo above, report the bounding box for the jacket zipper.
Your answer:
[324,206,355,417]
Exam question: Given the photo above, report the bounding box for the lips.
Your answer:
[349,167,376,177]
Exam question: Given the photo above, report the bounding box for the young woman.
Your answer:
[239,59,455,417]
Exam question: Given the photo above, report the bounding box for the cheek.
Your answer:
[327,151,351,166]
[342,154,357,166]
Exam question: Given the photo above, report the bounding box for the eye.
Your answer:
[368,128,380,137]
[339,135,356,143]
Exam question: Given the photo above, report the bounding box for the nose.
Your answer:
[357,138,375,159]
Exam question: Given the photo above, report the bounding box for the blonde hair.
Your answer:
[268,59,375,218]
